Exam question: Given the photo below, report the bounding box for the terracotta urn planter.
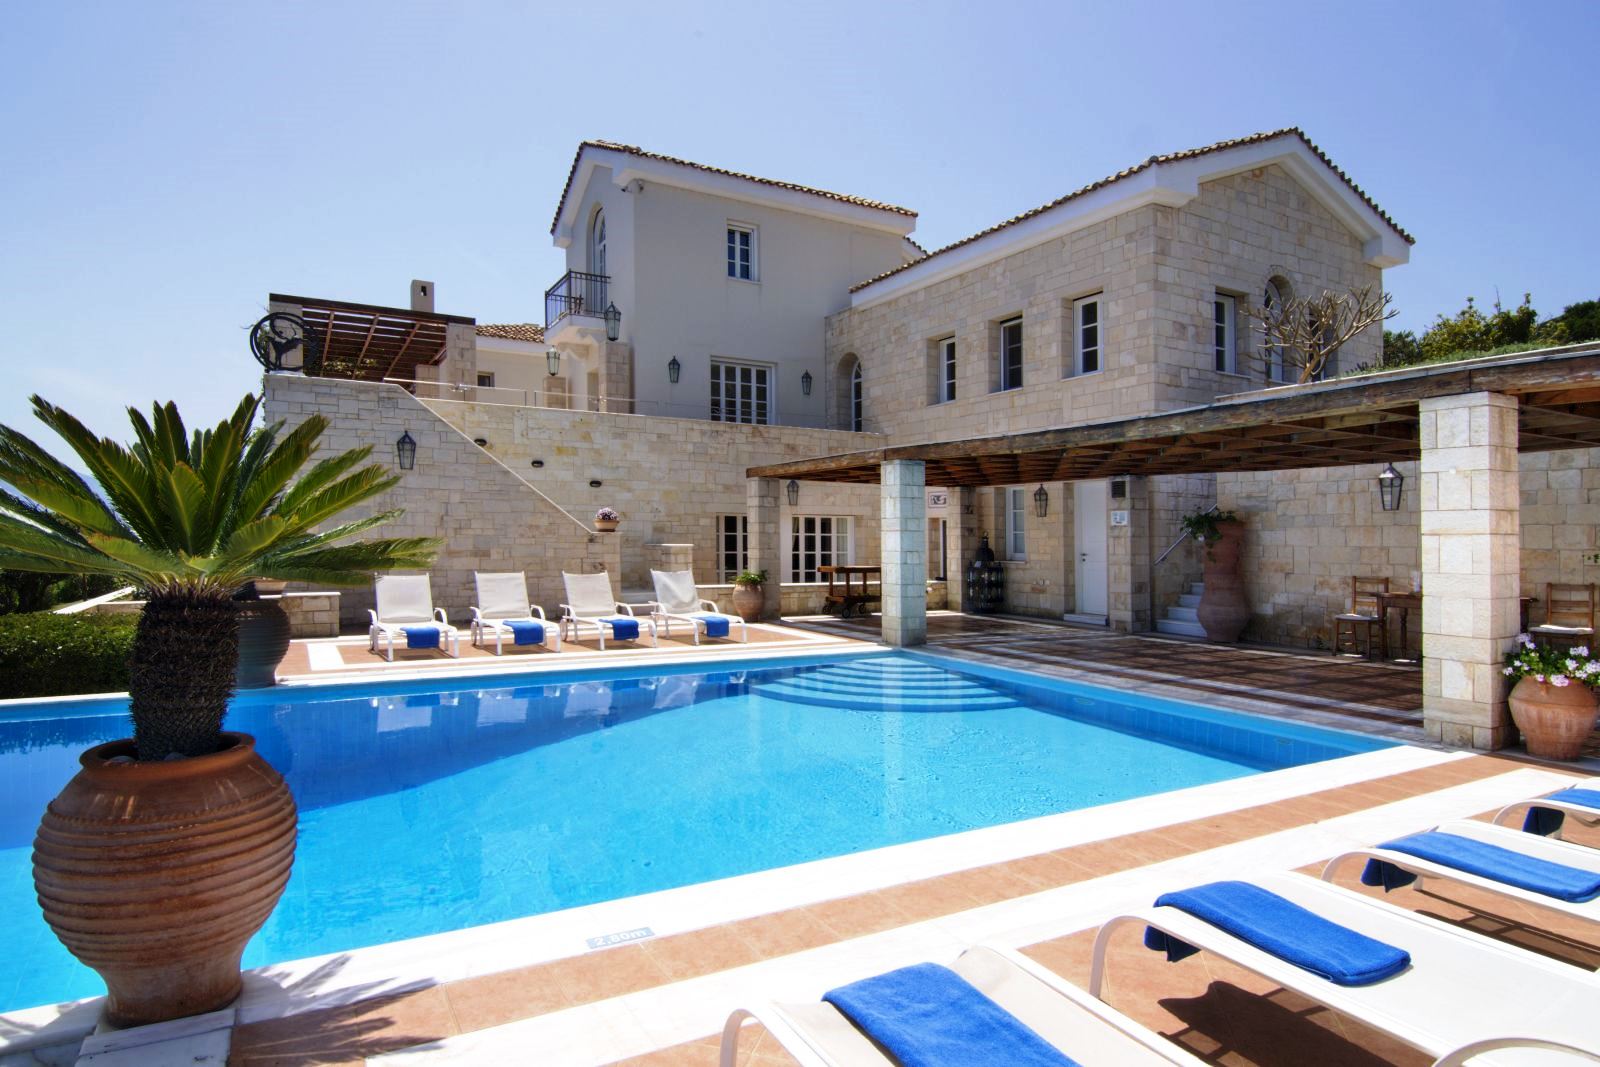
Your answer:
[1508,677,1599,761]
[1195,519,1249,643]
[235,596,291,689]
[732,584,764,622]
[32,733,297,1027]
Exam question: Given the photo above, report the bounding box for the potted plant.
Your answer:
[1503,635,1600,760]
[594,506,621,533]
[731,569,768,622]
[1182,508,1249,643]
[0,394,436,1027]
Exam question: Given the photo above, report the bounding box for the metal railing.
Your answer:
[1154,504,1217,566]
[543,270,609,330]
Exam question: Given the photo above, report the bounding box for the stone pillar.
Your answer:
[600,340,635,414]
[881,461,927,646]
[443,322,478,389]
[1420,391,1521,750]
[1108,476,1153,633]
[945,487,978,612]
[746,477,783,621]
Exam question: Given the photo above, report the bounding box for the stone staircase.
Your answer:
[1155,582,1206,637]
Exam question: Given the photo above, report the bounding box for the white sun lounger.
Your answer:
[368,574,459,661]
[719,945,1207,1067]
[1493,779,1600,841]
[559,571,657,649]
[1322,818,1600,932]
[1091,871,1600,1065]
[470,571,560,654]
[649,568,747,644]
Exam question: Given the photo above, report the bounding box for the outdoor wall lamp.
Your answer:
[667,356,681,384]
[396,430,417,470]
[1378,463,1404,512]
[589,479,603,488]
[786,479,800,506]
[1033,484,1049,518]
[801,370,813,396]
[603,303,622,342]
[530,459,545,468]
[546,348,561,377]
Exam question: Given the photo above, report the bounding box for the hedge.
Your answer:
[0,612,137,699]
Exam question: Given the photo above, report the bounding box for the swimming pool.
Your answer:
[0,650,1389,1012]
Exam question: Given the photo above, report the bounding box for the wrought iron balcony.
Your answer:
[544,270,609,330]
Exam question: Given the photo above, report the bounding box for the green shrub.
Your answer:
[0,612,137,699]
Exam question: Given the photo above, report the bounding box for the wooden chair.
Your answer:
[1333,576,1388,658]
[1530,583,1596,649]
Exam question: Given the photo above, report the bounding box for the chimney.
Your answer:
[410,280,435,313]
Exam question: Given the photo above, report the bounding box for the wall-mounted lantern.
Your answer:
[1033,483,1049,518]
[667,356,681,384]
[396,430,417,470]
[801,370,813,396]
[546,348,561,377]
[1378,463,1404,512]
[603,303,622,342]
[786,479,800,506]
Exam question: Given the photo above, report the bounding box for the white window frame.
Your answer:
[789,515,852,583]
[1214,293,1237,374]
[475,371,495,389]
[710,359,772,424]
[1004,486,1027,561]
[1073,295,1102,376]
[726,223,757,282]
[938,337,957,403]
[999,317,1023,391]
[715,514,748,582]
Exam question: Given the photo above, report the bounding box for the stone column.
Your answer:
[945,487,977,612]
[1108,476,1153,633]
[746,477,783,621]
[881,461,927,646]
[1420,391,1521,750]
[600,340,635,414]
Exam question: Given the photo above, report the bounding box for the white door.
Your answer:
[1074,480,1108,617]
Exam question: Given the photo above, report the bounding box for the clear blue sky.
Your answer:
[3,0,1596,448]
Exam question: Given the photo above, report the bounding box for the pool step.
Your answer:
[786,671,979,694]
[750,678,1020,713]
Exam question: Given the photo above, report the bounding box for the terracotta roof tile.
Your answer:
[551,141,916,235]
[475,323,544,343]
[850,128,1413,294]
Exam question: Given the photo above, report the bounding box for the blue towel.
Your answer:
[823,962,1080,1067]
[402,625,440,649]
[1360,830,1600,903]
[1523,788,1600,836]
[602,616,639,641]
[694,613,731,638]
[1143,880,1410,986]
[507,620,544,646]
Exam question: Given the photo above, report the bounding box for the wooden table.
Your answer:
[819,564,881,617]
[1375,592,1535,661]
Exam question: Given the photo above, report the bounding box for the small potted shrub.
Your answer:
[594,506,621,533]
[732,569,768,622]
[1503,636,1600,760]
[1181,508,1248,643]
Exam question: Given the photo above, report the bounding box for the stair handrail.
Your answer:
[1154,504,1217,566]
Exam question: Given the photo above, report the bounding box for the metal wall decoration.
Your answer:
[249,312,319,373]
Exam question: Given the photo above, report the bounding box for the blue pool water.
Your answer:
[0,651,1389,1012]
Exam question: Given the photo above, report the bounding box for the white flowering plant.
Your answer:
[594,507,621,522]
[1502,634,1600,690]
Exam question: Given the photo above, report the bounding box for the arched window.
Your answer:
[850,362,864,432]
[1262,277,1290,383]
[590,209,607,277]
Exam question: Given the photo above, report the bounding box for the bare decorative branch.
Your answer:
[1241,285,1397,384]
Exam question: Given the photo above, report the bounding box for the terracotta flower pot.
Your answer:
[32,732,297,1027]
[732,584,764,622]
[1196,519,1249,643]
[1508,676,1599,761]
[235,598,291,689]
[594,518,619,533]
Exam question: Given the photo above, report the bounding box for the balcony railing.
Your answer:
[544,270,609,330]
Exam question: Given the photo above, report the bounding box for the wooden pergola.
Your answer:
[749,348,1600,486]
[272,294,475,384]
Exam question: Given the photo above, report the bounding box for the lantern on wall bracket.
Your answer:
[546,348,561,377]
[667,356,681,384]
[396,430,417,471]
[786,479,800,506]
[1378,463,1404,512]
[801,370,813,396]
[603,303,622,342]
[1033,484,1049,518]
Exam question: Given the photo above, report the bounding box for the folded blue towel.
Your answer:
[694,613,730,638]
[823,962,1080,1067]
[1523,788,1600,835]
[1360,830,1600,902]
[402,625,440,649]
[507,620,544,646]
[1143,880,1410,986]
[602,616,639,641]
